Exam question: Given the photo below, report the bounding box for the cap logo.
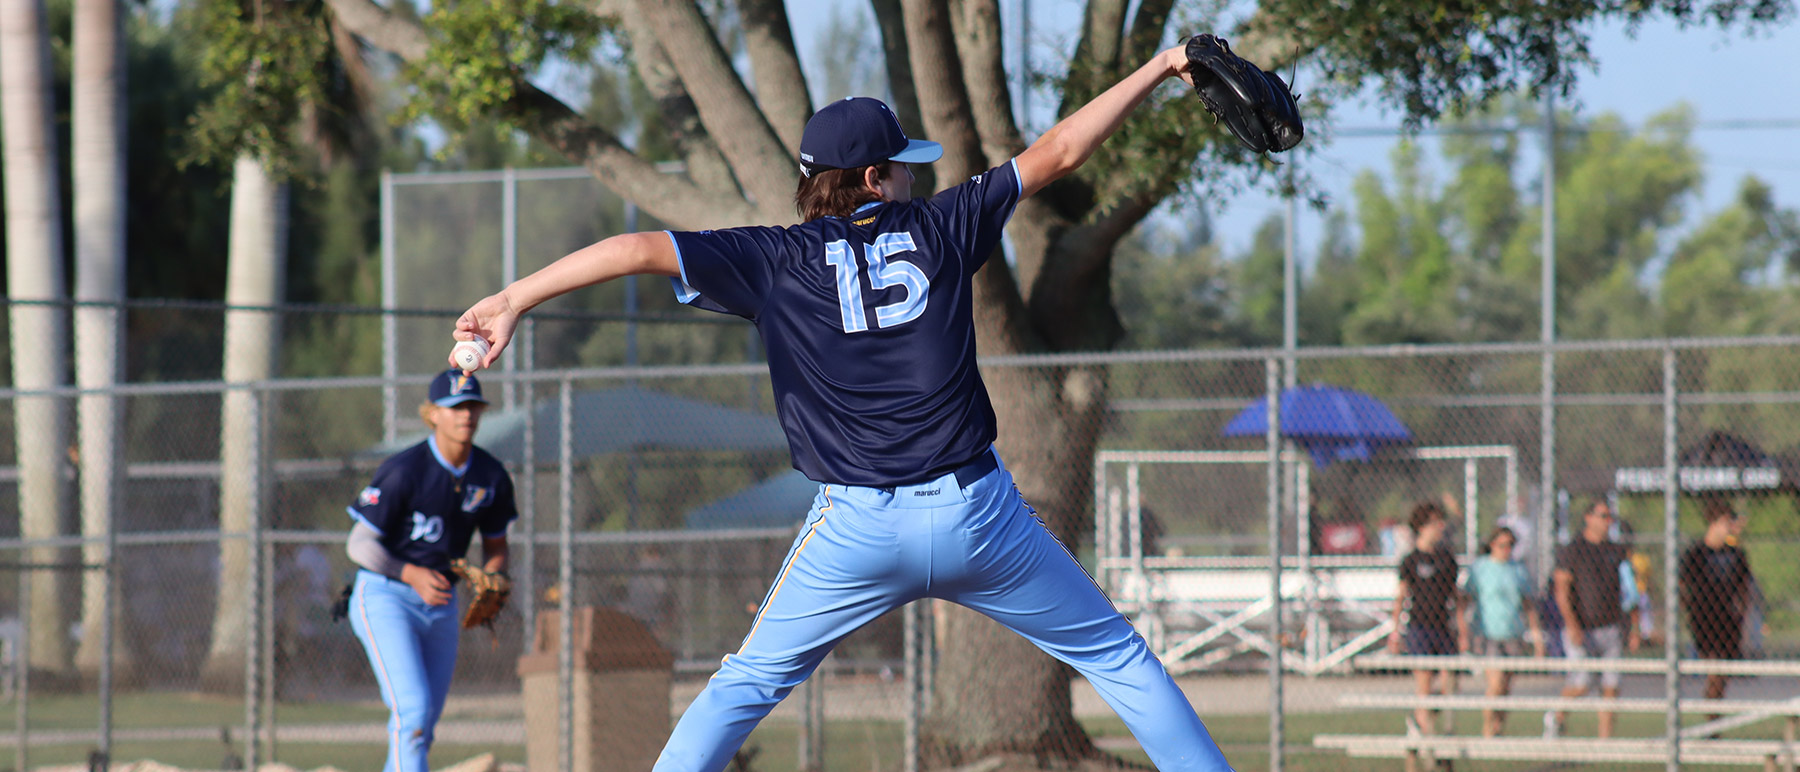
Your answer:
[450,374,472,395]
[881,104,905,136]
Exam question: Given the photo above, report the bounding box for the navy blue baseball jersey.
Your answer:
[669,160,1023,487]
[347,436,517,574]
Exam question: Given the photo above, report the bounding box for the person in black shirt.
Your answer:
[1546,498,1640,739]
[1386,498,1467,736]
[1678,498,1753,714]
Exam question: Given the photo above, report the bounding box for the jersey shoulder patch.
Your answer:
[358,486,381,507]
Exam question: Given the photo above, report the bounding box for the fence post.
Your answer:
[519,371,539,653]
[1662,345,1681,772]
[261,536,277,759]
[1537,95,1560,583]
[380,170,398,446]
[797,654,825,772]
[243,385,264,768]
[16,560,28,772]
[1264,356,1284,772]
[500,167,518,412]
[99,464,116,768]
[557,376,575,772]
[904,602,923,772]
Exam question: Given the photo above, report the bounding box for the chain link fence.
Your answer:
[3,324,1800,770]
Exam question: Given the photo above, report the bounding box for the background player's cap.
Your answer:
[429,368,487,407]
[797,97,943,177]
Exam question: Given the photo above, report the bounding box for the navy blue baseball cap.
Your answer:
[798,97,943,176]
[429,369,487,407]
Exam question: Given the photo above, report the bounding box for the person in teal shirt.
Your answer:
[1463,526,1545,737]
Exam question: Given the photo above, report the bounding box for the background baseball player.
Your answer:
[342,369,516,772]
[452,41,1253,772]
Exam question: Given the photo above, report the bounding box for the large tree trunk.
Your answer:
[1,0,77,686]
[72,0,134,686]
[926,363,1113,766]
[200,154,288,692]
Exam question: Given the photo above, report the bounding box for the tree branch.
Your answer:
[633,0,797,222]
[323,0,755,229]
[321,0,427,60]
[953,0,1026,164]
[1058,0,1129,119]
[1028,193,1160,349]
[1125,0,1175,65]
[900,0,983,183]
[870,0,935,194]
[738,0,813,156]
[597,0,741,198]
[1231,11,1311,72]
[503,82,757,229]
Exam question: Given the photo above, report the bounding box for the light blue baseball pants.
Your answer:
[653,453,1233,772]
[349,569,460,772]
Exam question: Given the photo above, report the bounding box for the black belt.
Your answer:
[880,449,997,493]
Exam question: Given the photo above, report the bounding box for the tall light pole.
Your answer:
[1538,94,1558,576]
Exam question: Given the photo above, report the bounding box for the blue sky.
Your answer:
[787,1,1800,260]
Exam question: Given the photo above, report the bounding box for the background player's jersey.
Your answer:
[347,436,517,574]
[669,160,1023,487]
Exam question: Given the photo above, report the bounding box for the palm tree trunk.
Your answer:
[1,0,77,684]
[73,0,133,686]
[200,154,288,692]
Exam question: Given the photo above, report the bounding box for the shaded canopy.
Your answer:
[369,385,789,463]
[683,469,819,530]
[1613,430,1796,496]
[1222,384,1414,466]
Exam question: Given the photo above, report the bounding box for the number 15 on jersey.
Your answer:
[824,232,929,333]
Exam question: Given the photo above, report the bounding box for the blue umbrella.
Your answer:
[1222,384,1413,466]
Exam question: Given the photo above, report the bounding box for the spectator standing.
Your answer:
[1677,498,1753,717]
[1387,500,1467,736]
[624,544,675,641]
[1463,526,1545,737]
[1545,499,1640,739]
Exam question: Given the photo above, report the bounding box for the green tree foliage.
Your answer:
[1234,214,1288,345]
[184,0,334,177]
[1112,219,1243,351]
[1662,177,1800,337]
[1268,101,1796,347]
[1343,141,1458,343]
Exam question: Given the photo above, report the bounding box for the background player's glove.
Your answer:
[450,558,511,630]
[1184,34,1304,154]
[328,581,353,623]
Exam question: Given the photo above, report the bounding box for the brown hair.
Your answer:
[1408,501,1445,534]
[1579,497,1611,519]
[794,163,893,221]
[1701,496,1737,524]
[1481,526,1517,555]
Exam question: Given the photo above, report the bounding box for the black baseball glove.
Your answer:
[1184,34,1304,154]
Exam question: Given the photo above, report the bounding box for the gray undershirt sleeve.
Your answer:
[346,523,406,580]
